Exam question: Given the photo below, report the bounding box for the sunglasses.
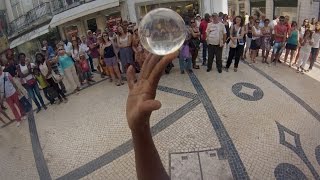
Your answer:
[102,35,108,37]
[255,22,260,23]
[58,49,63,51]
[280,19,284,22]
[191,21,195,23]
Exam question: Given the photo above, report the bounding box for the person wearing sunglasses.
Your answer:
[294,19,310,65]
[261,19,272,64]
[270,16,288,65]
[284,21,299,66]
[308,21,320,71]
[56,46,81,94]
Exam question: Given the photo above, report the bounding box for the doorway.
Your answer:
[87,18,97,33]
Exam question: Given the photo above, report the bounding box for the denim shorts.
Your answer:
[273,42,284,54]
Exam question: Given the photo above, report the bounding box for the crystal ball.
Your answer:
[138,8,186,55]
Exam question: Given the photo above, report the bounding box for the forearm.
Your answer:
[132,124,169,180]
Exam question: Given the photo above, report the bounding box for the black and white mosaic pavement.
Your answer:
[23,62,320,180]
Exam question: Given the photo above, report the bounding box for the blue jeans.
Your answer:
[25,83,45,109]
[309,48,319,70]
[202,40,208,64]
[179,57,192,71]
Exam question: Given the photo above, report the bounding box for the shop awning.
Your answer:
[49,0,119,28]
[9,24,49,49]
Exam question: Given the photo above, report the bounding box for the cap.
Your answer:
[212,13,218,17]
[41,47,47,51]
[87,30,92,34]
[196,14,200,17]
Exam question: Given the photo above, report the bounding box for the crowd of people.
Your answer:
[179,11,320,75]
[0,10,319,128]
[0,19,149,127]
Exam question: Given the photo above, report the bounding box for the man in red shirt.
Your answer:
[199,13,210,66]
[271,16,288,65]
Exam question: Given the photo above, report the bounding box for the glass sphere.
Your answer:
[138,8,186,55]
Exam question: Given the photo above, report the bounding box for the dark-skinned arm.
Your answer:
[126,53,178,180]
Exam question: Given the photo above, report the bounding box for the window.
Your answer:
[11,0,23,18]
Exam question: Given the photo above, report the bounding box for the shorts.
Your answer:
[273,42,285,54]
[285,43,298,51]
[250,39,260,50]
[104,56,118,67]
[119,47,134,65]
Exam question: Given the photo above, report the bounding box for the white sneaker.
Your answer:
[22,116,27,121]
[16,122,21,127]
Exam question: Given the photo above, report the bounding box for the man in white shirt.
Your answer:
[206,13,227,73]
[195,14,201,29]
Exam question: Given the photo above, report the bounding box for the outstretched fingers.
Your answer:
[126,65,137,90]
[141,55,161,80]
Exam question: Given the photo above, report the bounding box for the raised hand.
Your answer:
[126,52,178,132]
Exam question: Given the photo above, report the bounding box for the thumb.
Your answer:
[140,100,162,113]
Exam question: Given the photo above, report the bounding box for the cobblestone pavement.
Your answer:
[1,53,320,180]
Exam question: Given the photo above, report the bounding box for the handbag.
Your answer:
[26,78,37,86]
[19,96,32,112]
[52,71,63,83]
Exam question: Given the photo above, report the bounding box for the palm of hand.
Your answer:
[126,53,178,132]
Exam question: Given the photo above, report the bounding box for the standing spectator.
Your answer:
[261,19,272,64]
[294,19,310,65]
[17,53,47,113]
[206,13,226,73]
[189,18,200,69]
[87,30,100,72]
[33,68,55,104]
[117,26,134,73]
[245,13,249,25]
[132,26,147,68]
[284,21,299,66]
[64,38,73,55]
[79,52,92,85]
[244,16,254,59]
[225,16,245,72]
[199,13,210,66]
[195,14,201,28]
[296,30,313,73]
[308,21,320,71]
[310,18,316,32]
[56,46,81,93]
[35,53,67,104]
[71,36,84,84]
[223,14,231,59]
[42,40,55,60]
[80,35,95,72]
[271,16,288,65]
[0,65,26,127]
[101,32,124,86]
[179,41,193,74]
[250,19,262,64]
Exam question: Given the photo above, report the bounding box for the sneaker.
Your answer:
[16,122,21,127]
[43,106,48,110]
[21,116,27,121]
[234,68,238,72]
[278,60,282,63]
[218,69,222,73]
[224,67,229,72]
[206,69,211,72]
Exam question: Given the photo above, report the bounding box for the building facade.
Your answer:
[3,0,229,61]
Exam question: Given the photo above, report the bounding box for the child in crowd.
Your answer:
[296,30,314,74]
[79,53,92,85]
[179,40,193,74]
[33,68,56,104]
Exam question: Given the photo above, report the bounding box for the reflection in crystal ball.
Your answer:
[138,8,186,55]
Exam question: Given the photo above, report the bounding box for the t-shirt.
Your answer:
[199,20,209,41]
[35,74,48,89]
[58,54,74,70]
[0,72,16,98]
[274,24,288,42]
[312,32,320,48]
[206,22,226,46]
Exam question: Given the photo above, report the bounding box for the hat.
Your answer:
[196,14,201,17]
[87,30,92,34]
[41,46,47,51]
[212,13,218,17]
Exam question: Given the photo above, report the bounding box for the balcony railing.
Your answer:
[51,0,95,14]
[9,2,52,36]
